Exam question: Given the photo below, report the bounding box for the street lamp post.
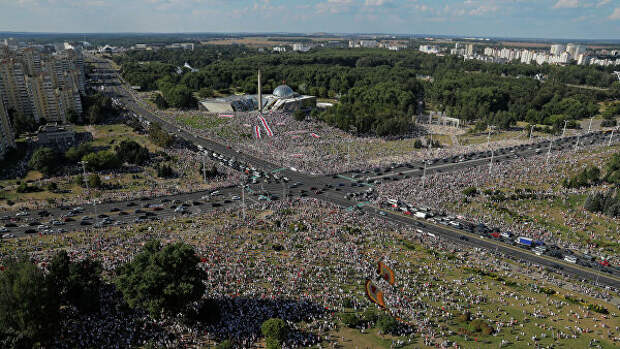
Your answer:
[546,138,553,167]
[421,161,427,188]
[79,160,98,222]
[562,120,568,137]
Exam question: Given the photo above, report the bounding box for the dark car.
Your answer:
[118,211,129,216]
[135,209,146,214]
[4,223,17,228]
[110,207,120,212]
[126,202,137,207]
[98,214,109,219]
[24,229,37,234]
[80,221,91,226]
[38,210,50,217]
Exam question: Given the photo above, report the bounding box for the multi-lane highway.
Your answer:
[2,57,618,290]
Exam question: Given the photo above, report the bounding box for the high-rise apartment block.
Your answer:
[0,98,15,160]
[550,44,566,56]
[0,47,85,126]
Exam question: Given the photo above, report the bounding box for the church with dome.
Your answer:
[198,83,316,113]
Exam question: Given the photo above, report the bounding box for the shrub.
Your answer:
[340,313,360,328]
[261,318,288,343]
[377,314,399,335]
[216,340,233,349]
[360,308,378,325]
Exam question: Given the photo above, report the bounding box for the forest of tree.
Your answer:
[114,47,620,135]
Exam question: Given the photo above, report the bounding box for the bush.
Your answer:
[261,318,288,343]
[148,123,174,148]
[458,311,471,322]
[377,314,399,335]
[340,313,360,328]
[87,173,102,188]
[157,164,174,178]
[216,340,233,349]
[265,337,282,349]
[342,298,354,308]
[463,187,478,197]
[360,308,378,325]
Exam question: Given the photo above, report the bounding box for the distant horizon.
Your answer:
[1,1,618,41]
[1,31,620,45]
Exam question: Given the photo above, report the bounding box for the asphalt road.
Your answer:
[2,58,617,290]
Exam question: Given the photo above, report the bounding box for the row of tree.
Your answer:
[0,240,214,347]
[29,140,150,177]
[115,47,620,135]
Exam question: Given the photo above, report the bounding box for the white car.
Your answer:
[231,196,241,201]
[0,227,9,233]
[15,212,28,217]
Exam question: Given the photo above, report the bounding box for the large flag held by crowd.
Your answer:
[258,115,274,137]
[377,261,395,285]
[365,280,386,308]
[254,125,261,139]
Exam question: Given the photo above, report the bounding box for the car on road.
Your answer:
[126,202,137,207]
[24,229,36,234]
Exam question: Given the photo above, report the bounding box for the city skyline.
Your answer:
[0,0,619,40]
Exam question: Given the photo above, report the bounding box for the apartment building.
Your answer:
[0,98,16,160]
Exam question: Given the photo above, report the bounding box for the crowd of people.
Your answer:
[154,106,539,176]
[376,145,620,266]
[1,198,617,348]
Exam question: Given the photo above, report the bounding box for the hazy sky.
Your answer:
[0,0,619,40]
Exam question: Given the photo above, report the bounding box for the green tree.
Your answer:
[65,143,94,163]
[66,109,81,124]
[12,113,38,135]
[115,140,149,165]
[82,151,121,171]
[47,251,103,313]
[216,340,233,349]
[152,93,169,110]
[261,318,288,344]
[115,240,206,317]
[0,258,61,348]
[29,147,60,176]
[148,123,174,148]
[87,173,102,188]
